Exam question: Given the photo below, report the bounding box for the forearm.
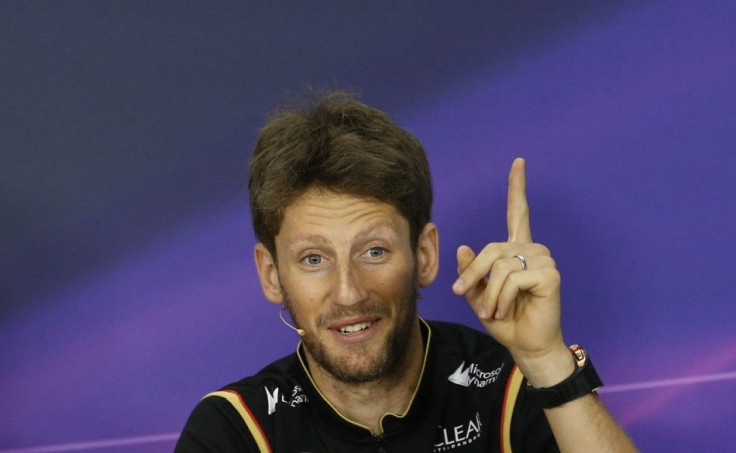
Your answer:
[544,394,637,453]
[515,345,637,452]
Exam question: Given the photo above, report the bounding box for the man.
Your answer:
[176,92,637,452]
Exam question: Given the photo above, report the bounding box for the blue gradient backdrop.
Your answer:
[2,1,734,451]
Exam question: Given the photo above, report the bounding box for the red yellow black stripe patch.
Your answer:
[204,390,273,453]
[500,365,524,453]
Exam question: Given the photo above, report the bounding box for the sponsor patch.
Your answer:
[433,411,483,451]
[265,385,309,415]
[448,361,504,388]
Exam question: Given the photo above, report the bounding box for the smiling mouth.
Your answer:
[338,322,372,335]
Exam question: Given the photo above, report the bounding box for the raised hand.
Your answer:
[452,158,569,383]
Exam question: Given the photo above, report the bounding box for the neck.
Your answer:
[304,320,425,435]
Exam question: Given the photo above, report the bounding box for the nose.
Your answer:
[330,261,368,307]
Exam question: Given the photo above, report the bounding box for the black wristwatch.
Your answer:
[526,345,604,408]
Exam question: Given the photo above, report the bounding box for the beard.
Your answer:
[283,277,419,384]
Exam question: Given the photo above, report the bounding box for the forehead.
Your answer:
[277,188,409,242]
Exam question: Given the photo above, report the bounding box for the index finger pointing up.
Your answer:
[507,158,533,243]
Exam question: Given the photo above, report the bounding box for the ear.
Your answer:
[416,222,439,288]
[254,243,284,304]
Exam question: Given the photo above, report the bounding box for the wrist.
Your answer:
[512,343,575,388]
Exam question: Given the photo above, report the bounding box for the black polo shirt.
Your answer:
[176,319,558,452]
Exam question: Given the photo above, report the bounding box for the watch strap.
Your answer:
[526,345,604,409]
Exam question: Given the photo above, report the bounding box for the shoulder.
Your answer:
[211,352,308,424]
[224,352,302,397]
[176,352,304,452]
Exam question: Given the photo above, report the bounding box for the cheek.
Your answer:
[280,273,325,308]
[373,266,415,297]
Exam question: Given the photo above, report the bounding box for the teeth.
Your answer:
[339,322,372,335]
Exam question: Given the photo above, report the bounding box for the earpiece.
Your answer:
[279,307,305,337]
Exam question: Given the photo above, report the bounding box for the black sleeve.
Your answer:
[175,396,262,453]
[511,380,560,452]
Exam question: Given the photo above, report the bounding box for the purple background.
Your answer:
[2,1,735,451]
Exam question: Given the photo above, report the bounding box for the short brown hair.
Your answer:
[249,91,433,258]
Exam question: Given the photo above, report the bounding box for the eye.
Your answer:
[301,254,323,266]
[365,247,386,259]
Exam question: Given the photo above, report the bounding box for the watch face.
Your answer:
[569,344,586,365]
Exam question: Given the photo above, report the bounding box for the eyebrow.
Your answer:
[290,220,400,247]
[353,222,399,242]
[290,234,331,246]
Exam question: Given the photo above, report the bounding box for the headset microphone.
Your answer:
[279,307,305,337]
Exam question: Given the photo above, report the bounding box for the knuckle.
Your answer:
[489,258,508,274]
[504,269,520,284]
[542,256,557,269]
[481,242,503,254]
[544,267,561,283]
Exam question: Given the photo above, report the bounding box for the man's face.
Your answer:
[271,188,420,383]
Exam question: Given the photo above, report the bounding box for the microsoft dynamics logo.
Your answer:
[448,361,504,388]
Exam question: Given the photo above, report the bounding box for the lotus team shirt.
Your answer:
[176,319,558,452]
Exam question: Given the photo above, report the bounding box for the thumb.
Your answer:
[456,245,476,275]
[454,245,487,315]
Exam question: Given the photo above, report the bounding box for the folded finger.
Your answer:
[482,255,556,320]
[495,267,560,319]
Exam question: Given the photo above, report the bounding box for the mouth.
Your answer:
[328,317,381,343]
[338,321,372,335]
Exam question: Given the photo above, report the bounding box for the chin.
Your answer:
[324,351,393,383]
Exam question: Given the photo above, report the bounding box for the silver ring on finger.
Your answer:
[513,254,528,271]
